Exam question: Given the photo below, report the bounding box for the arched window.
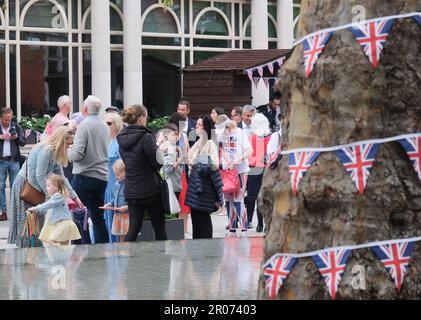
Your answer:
[22,0,67,29]
[244,17,277,38]
[196,11,229,36]
[143,8,178,34]
[82,5,123,31]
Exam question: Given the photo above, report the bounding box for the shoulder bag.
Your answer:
[20,158,45,206]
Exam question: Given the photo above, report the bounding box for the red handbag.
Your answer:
[220,168,240,194]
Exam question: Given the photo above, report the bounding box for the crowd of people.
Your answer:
[0,92,284,248]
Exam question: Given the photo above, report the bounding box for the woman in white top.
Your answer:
[215,115,253,237]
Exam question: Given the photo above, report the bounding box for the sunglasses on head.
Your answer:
[106,121,113,126]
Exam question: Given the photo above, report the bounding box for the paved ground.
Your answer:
[0,205,263,250]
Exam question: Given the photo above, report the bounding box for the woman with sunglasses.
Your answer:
[103,113,124,243]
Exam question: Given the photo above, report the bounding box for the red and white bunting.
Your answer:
[350,18,394,68]
[312,249,352,300]
[253,77,260,89]
[371,241,415,293]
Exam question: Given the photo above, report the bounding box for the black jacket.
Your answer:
[185,163,224,213]
[0,122,26,161]
[117,125,163,199]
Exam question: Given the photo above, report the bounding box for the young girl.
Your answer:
[27,174,81,246]
[101,160,129,242]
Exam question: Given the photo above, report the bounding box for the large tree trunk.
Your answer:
[259,0,421,299]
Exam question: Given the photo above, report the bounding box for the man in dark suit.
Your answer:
[177,100,197,147]
[257,91,283,132]
[231,106,243,128]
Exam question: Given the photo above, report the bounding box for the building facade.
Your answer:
[0,0,301,118]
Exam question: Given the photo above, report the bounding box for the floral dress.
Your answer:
[104,139,120,243]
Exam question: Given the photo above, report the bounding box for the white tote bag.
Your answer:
[166,178,181,214]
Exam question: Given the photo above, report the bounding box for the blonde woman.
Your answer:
[7,126,83,248]
[215,114,252,237]
[103,112,124,243]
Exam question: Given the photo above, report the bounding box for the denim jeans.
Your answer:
[72,174,108,244]
[0,160,20,212]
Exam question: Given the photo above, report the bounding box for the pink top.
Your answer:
[44,113,69,136]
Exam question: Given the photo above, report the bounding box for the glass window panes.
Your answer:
[20,46,69,116]
[143,8,179,33]
[194,39,229,48]
[196,11,228,36]
[214,2,230,20]
[142,49,181,117]
[245,18,277,38]
[143,37,181,46]
[0,45,5,109]
[141,0,158,16]
[110,6,123,31]
[22,1,67,29]
[193,2,210,21]
[20,32,68,42]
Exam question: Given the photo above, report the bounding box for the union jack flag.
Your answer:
[302,31,333,78]
[246,69,253,81]
[312,249,352,300]
[263,255,297,299]
[288,151,320,195]
[253,77,260,89]
[414,14,421,27]
[371,241,415,292]
[399,136,421,182]
[336,143,380,194]
[350,19,394,68]
[257,66,264,78]
[267,62,274,74]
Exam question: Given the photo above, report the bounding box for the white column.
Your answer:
[123,0,143,106]
[277,0,294,49]
[91,0,111,112]
[251,0,269,107]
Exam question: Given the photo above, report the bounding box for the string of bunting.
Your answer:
[245,57,286,82]
[245,12,421,82]
[283,133,421,195]
[252,77,278,89]
[263,236,421,300]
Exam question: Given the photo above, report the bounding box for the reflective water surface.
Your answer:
[0,237,263,300]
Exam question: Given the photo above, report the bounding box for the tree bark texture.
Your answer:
[259,0,421,299]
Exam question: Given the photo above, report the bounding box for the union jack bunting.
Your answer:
[414,14,421,27]
[267,62,274,74]
[263,255,297,299]
[336,143,380,194]
[288,151,320,195]
[350,19,394,68]
[398,136,421,182]
[371,241,415,292]
[253,77,260,89]
[257,66,264,78]
[312,249,352,300]
[276,57,285,68]
[263,78,270,89]
[246,69,253,82]
[302,31,333,78]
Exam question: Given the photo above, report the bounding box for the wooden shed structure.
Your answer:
[182,49,289,117]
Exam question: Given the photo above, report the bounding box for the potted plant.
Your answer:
[18,115,51,144]
[138,211,184,241]
[146,115,169,135]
